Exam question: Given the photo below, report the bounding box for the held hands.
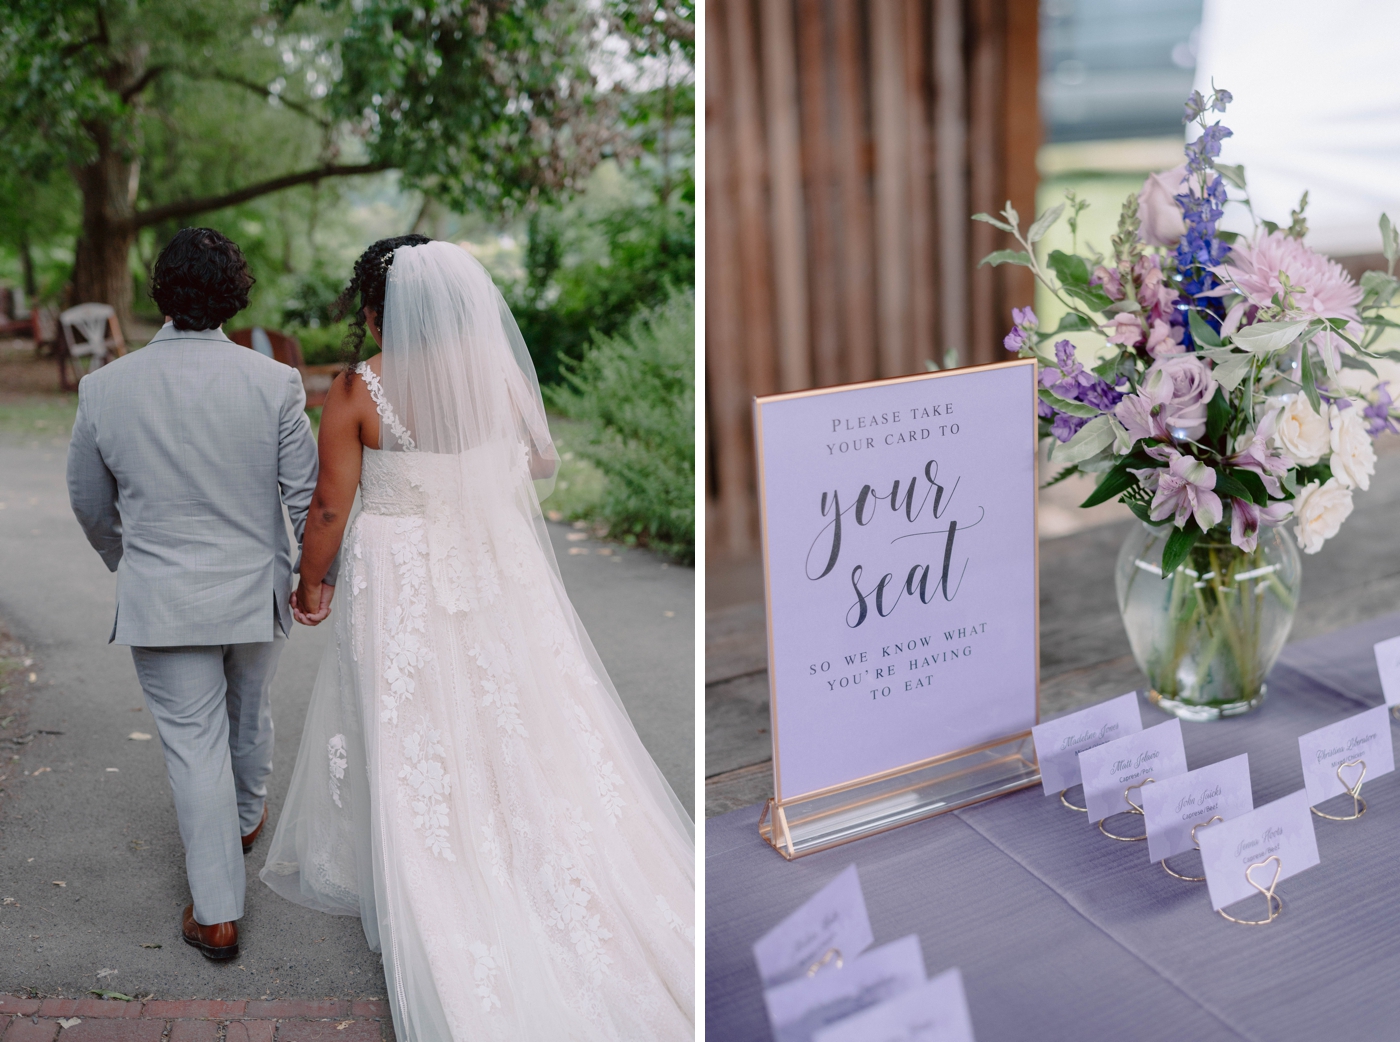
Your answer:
[292,577,335,626]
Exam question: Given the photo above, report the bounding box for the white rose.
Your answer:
[1275,395,1329,466]
[1292,478,1354,554]
[1328,404,1376,490]
[1137,165,1189,247]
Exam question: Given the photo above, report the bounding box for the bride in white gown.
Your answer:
[260,238,694,1040]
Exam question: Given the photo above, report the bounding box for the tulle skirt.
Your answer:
[261,498,694,1041]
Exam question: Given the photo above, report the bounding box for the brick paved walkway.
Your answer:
[0,996,392,1041]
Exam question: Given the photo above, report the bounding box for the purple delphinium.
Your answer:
[1175,91,1234,345]
[1364,382,1400,436]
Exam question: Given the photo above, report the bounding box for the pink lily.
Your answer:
[1229,497,1294,553]
[1141,448,1224,531]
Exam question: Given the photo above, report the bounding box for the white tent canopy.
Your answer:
[1193,0,1400,257]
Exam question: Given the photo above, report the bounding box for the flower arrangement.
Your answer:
[980,86,1399,576]
[977,87,1400,717]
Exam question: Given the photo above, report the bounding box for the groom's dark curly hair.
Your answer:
[332,234,432,363]
[148,227,255,331]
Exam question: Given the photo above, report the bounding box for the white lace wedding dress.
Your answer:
[261,358,694,1040]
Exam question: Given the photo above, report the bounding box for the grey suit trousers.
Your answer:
[131,632,284,925]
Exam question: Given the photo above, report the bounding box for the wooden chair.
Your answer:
[0,286,41,340]
[57,303,126,390]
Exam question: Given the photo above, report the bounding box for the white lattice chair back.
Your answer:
[60,302,118,362]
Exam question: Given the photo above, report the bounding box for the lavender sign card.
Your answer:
[1297,705,1394,806]
[754,362,1039,801]
[763,934,928,1042]
[1374,635,1400,706]
[1077,719,1188,823]
[753,864,874,988]
[1031,692,1142,796]
[1140,754,1253,864]
[1197,790,1320,912]
[812,967,977,1042]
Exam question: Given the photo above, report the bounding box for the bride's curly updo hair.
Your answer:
[332,233,432,364]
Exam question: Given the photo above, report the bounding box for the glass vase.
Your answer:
[1115,521,1301,721]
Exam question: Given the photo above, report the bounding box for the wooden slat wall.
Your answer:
[706,0,1041,558]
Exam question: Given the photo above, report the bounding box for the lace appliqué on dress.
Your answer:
[568,701,626,823]
[539,852,613,983]
[468,941,504,1013]
[465,638,529,740]
[357,361,416,451]
[382,518,431,724]
[328,734,348,808]
[479,812,511,889]
[399,720,455,861]
[655,894,694,943]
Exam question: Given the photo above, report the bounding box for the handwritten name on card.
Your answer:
[1375,635,1400,706]
[1197,790,1320,911]
[764,934,927,1042]
[812,967,977,1042]
[753,864,875,988]
[1077,718,1188,823]
[1031,692,1142,795]
[1140,754,1253,864]
[1297,705,1395,806]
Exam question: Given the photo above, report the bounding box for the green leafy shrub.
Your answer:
[546,288,694,563]
[508,193,694,387]
[294,321,356,366]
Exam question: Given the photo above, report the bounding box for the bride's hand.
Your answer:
[292,578,334,626]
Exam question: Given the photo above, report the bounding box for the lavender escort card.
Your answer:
[1139,754,1253,864]
[812,967,977,1042]
[1297,705,1394,806]
[1374,635,1400,706]
[1031,692,1142,796]
[1196,790,1320,912]
[1077,719,1188,823]
[763,934,928,1042]
[754,362,1039,802]
[753,864,874,988]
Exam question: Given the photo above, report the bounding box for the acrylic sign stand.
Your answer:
[753,361,1041,859]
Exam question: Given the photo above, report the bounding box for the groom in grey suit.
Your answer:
[67,227,335,960]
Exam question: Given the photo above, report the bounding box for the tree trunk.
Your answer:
[18,232,37,300]
[70,122,138,333]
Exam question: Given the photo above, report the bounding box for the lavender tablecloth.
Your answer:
[706,612,1400,1042]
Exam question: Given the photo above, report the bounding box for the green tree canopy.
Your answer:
[0,0,627,327]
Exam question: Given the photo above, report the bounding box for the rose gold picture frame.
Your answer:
[752,358,1042,859]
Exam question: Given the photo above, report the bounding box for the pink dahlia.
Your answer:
[1208,231,1362,369]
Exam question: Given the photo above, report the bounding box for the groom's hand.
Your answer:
[292,578,334,626]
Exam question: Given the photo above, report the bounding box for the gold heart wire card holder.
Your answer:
[752,361,1042,859]
[1162,815,1223,883]
[1218,855,1284,926]
[1312,758,1367,821]
[1098,779,1154,842]
[1059,785,1088,812]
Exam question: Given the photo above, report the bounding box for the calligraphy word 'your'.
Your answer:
[805,460,979,628]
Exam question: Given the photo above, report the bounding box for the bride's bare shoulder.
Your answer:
[322,358,383,449]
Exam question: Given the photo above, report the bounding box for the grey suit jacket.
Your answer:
[67,323,337,647]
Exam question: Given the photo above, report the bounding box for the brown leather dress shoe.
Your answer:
[241,804,268,853]
[182,904,239,960]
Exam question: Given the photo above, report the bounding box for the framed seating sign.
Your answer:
[754,359,1041,858]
